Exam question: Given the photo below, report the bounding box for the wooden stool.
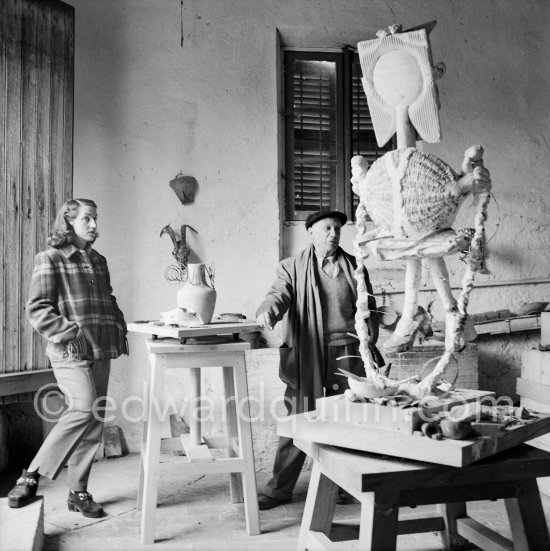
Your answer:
[136,339,260,544]
[295,440,550,551]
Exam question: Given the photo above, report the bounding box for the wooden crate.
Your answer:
[316,389,493,435]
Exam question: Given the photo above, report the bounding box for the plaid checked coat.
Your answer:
[27,243,129,361]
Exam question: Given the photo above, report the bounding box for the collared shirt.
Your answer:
[313,248,340,279]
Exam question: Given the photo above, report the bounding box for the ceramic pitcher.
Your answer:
[177,263,217,324]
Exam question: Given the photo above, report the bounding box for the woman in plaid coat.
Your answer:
[7,198,128,518]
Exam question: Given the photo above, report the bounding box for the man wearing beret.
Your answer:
[256,210,382,510]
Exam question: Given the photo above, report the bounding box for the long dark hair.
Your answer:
[48,198,98,248]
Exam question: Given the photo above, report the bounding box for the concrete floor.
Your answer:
[2,451,550,551]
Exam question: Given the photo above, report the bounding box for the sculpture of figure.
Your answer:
[350,22,492,398]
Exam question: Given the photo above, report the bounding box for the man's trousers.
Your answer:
[263,342,364,500]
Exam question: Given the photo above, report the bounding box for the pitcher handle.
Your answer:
[205,264,215,289]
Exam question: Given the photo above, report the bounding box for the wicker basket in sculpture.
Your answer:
[361,149,461,238]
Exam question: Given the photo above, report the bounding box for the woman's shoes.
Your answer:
[67,490,104,518]
[7,470,39,508]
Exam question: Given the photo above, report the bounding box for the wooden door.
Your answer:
[0,0,74,382]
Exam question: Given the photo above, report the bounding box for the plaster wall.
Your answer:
[64,0,550,452]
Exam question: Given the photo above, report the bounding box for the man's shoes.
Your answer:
[336,488,355,505]
[258,494,291,510]
[7,470,39,508]
[67,490,104,518]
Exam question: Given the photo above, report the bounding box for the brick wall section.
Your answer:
[384,343,479,390]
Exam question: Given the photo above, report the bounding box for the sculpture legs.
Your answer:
[383,258,422,353]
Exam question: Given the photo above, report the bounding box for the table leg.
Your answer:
[509,479,550,550]
[223,365,243,503]
[140,353,166,545]
[359,489,400,550]
[297,463,338,551]
[437,502,470,550]
[232,352,260,535]
[189,367,202,447]
[137,357,153,511]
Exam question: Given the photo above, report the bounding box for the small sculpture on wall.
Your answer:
[169,172,198,205]
[350,22,492,398]
[160,223,198,282]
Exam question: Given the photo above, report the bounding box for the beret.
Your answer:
[305,210,347,230]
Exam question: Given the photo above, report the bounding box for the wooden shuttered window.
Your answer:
[0,0,74,385]
[284,50,395,221]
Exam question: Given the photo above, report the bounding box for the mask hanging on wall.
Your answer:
[169,172,198,204]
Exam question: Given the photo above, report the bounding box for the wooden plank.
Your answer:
[4,0,24,375]
[0,496,44,551]
[280,411,550,467]
[437,502,470,549]
[49,0,65,219]
[504,498,529,551]
[456,517,513,551]
[146,340,250,355]
[474,315,541,336]
[0,369,56,397]
[0,0,6,378]
[33,0,52,371]
[61,3,73,199]
[521,396,550,414]
[180,433,214,462]
[542,312,550,347]
[128,321,260,340]
[20,0,38,375]
[513,478,550,549]
[521,349,550,385]
[517,378,550,405]
[298,463,338,551]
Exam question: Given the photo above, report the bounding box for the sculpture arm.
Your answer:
[457,145,491,196]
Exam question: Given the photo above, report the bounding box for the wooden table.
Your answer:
[129,322,261,544]
[295,440,550,550]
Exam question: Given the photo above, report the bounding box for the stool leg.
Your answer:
[297,463,338,551]
[189,367,202,447]
[223,365,244,503]
[437,502,470,550]
[137,356,153,511]
[359,489,399,550]
[140,353,166,545]
[232,352,261,535]
[507,479,550,551]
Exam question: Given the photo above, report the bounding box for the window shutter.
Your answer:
[285,53,339,219]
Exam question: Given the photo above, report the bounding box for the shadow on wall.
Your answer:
[477,331,541,400]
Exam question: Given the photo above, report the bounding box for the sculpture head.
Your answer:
[357,22,442,146]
